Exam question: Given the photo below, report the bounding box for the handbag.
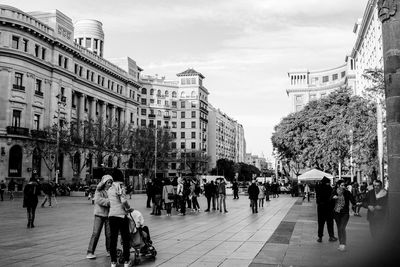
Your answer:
[167,192,174,200]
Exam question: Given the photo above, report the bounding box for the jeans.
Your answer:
[317,204,335,238]
[334,212,349,245]
[26,206,37,226]
[211,196,216,210]
[219,194,227,212]
[109,216,130,263]
[165,202,172,214]
[251,199,258,213]
[179,195,186,214]
[192,196,200,210]
[87,215,110,254]
[206,196,211,210]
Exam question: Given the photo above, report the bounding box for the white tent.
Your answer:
[298,169,333,182]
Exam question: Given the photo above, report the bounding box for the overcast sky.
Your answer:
[3,0,368,160]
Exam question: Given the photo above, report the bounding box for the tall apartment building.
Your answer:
[208,105,246,170]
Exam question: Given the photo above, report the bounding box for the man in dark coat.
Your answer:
[248,180,260,214]
[315,176,337,242]
[232,180,239,199]
[203,180,213,212]
[146,180,153,208]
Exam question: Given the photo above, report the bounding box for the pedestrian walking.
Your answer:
[366,179,388,240]
[151,179,163,216]
[108,169,133,267]
[23,177,41,228]
[41,181,54,207]
[217,178,228,213]
[315,176,337,243]
[303,183,311,202]
[351,182,360,216]
[191,180,201,212]
[86,175,113,260]
[258,182,266,208]
[145,179,153,208]
[265,182,271,201]
[8,179,16,200]
[232,180,239,199]
[331,179,356,252]
[212,180,218,210]
[177,177,186,216]
[248,180,259,214]
[0,180,6,201]
[162,179,174,216]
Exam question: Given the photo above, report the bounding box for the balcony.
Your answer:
[31,129,47,139]
[163,115,171,120]
[148,114,156,118]
[6,126,29,136]
[12,84,25,91]
[34,91,43,97]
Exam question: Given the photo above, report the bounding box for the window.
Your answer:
[295,104,303,112]
[191,132,196,139]
[14,72,23,90]
[12,36,19,49]
[191,111,196,118]
[79,66,83,77]
[140,119,146,126]
[34,45,39,57]
[172,111,177,118]
[171,132,176,138]
[74,64,78,74]
[181,132,185,138]
[41,48,46,60]
[35,79,42,96]
[72,94,76,108]
[181,142,185,149]
[332,73,338,80]
[157,100,161,105]
[295,95,303,103]
[64,58,68,69]
[181,111,185,118]
[22,39,28,52]
[165,90,169,97]
[191,91,196,98]
[141,98,147,105]
[172,91,177,98]
[181,122,185,128]
[181,78,186,85]
[150,99,154,104]
[181,101,185,108]
[84,97,88,112]
[12,110,21,127]
[341,71,346,78]
[322,76,329,83]
[85,38,91,48]
[181,92,185,98]
[150,89,154,95]
[33,114,40,130]
[191,142,196,149]
[191,102,196,108]
[157,110,161,116]
[191,121,196,128]
[310,94,317,100]
[172,122,177,128]
[141,109,147,115]
[172,101,177,108]
[157,90,161,97]
[191,78,196,84]
[157,120,161,126]
[171,142,177,149]
[58,54,63,66]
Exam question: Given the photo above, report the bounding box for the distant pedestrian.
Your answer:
[177,177,186,216]
[203,180,213,212]
[162,179,174,216]
[8,179,16,200]
[146,179,153,208]
[41,181,53,207]
[258,182,266,208]
[0,180,6,201]
[331,179,356,252]
[366,179,388,240]
[232,180,239,199]
[86,175,113,260]
[303,184,311,202]
[217,178,228,213]
[191,180,201,212]
[248,180,259,213]
[351,182,360,216]
[151,179,163,216]
[315,176,337,243]
[213,180,219,210]
[265,182,271,201]
[23,177,41,228]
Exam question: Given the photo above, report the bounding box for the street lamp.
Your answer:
[154,126,157,179]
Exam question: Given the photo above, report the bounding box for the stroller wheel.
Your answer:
[152,250,157,258]
[116,249,124,264]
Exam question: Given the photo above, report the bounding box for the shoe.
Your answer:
[329,237,338,242]
[111,262,117,267]
[224,210,228,213]
[205,209,210,212]
[86,253,96,259]
[150,212,154,215]
[338,244,346,251]
[30,223,35,228]
[27,222,31,228]
[317,237,322,243]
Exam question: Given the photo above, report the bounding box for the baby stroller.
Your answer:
[117,211,157,265]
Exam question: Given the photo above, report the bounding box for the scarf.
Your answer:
[334,189,345,213]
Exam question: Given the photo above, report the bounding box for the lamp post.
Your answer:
[154,126,157,180]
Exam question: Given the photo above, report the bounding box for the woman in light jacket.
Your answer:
[86,175,113,259]
[108,169,133,267]
[162,179,174,216]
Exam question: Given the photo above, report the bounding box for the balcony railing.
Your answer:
[12,84,25,91]
[34,90,43,97]
[148,114,156,118]
[30,129,47,139]
[6,126,29,136]
[163,115,171,119]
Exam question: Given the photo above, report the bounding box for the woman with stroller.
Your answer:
[86,175,113,260]
[108,169,133,267]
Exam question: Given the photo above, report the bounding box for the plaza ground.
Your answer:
[0,193,390,267]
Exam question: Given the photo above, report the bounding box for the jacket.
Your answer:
[248,183,259,200]
[93,175,112,217]
[330,188,356,214]
[108,182,131,218]
[162,184,174,204]
[23,181,41,208]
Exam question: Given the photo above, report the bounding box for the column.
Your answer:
[101,101,107,124]
[111,105,116,126]
[90,97,97,121]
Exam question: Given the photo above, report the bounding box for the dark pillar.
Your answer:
[378,0,400,259]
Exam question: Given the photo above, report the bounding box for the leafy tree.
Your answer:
[180,150,210,176]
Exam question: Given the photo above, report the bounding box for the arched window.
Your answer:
[107,155,113,167]
[141,88,147,94]
[157,90,161,97]
[181,91,185,98]
[172,91,177,98]
[32,147,41,177]
[191,91,196,97]
[150,89,154,95]
[165,90,169,97]
[8,145,22,177]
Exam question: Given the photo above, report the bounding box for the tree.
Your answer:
[179,150,210,176]
[272,88,378,178]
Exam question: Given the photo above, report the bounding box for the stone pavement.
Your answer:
[0,193,383,267]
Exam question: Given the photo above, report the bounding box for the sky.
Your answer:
[3,0,368,161]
